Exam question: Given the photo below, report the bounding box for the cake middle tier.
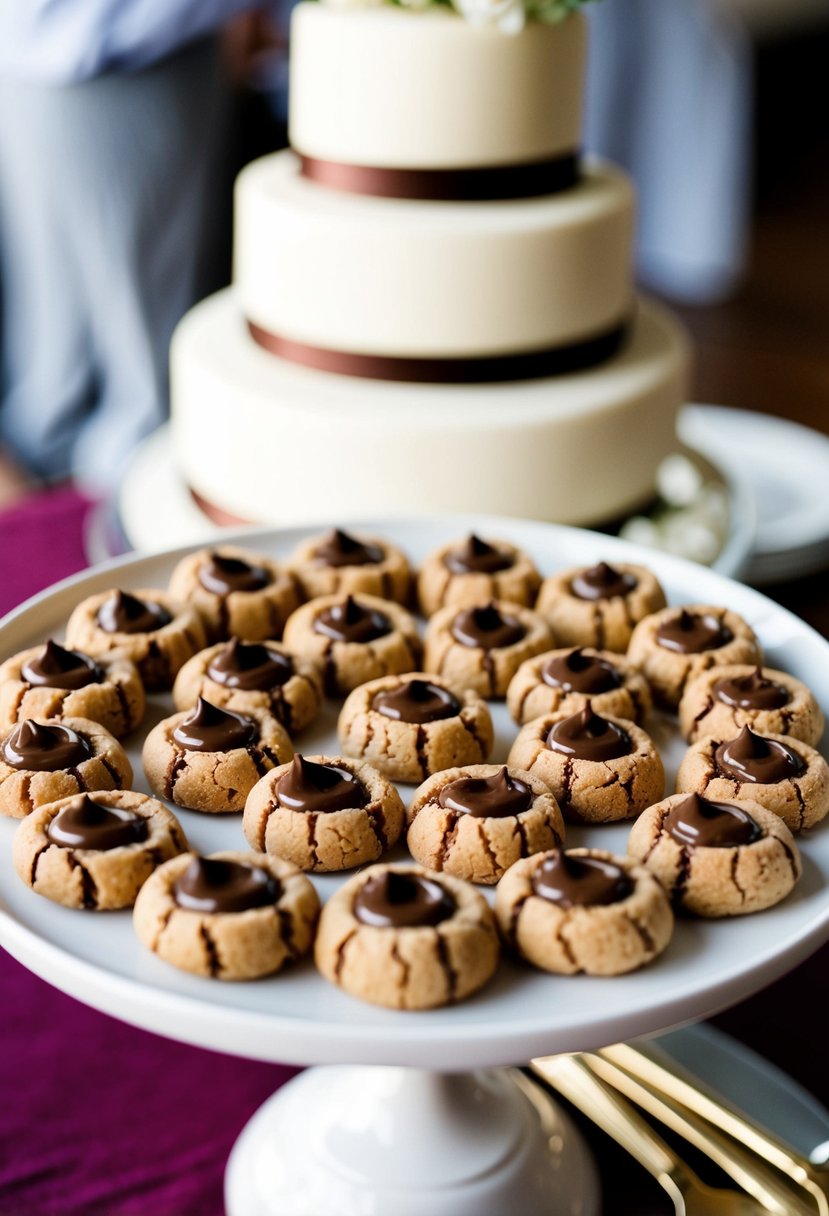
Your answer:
[235,151,635,361]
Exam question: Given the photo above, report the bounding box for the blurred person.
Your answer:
[0,0,287,509]
[585,0,753,303]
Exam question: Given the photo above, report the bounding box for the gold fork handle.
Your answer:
[581,1051,815,1216]
[530,1054,687,1204]
[600,1043,828,1216]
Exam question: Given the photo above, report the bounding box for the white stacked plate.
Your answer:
[681,405,829,585]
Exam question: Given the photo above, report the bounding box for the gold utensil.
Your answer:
[599,1043,829,1216]
[530,1054,778,1216]
[578,1051,815,1216]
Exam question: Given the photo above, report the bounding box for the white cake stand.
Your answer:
[2,517,829,1215]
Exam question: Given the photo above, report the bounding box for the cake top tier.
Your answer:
[289,3,587,172]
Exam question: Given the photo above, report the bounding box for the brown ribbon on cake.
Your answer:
[299,152,580,202]
[246,320,629,384]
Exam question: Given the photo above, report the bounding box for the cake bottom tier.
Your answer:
[170,291,689,529]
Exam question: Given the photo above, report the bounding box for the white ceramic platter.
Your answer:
[1,515,828,1071]
[657,1024,829,1158]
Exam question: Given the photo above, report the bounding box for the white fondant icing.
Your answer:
[289,4,586,169]
[235,152,635,358]
[170,292,689,529]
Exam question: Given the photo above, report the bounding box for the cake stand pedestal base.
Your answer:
[225,1064,600,1216]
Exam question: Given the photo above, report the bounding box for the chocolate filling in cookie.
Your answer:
[570,562,637,601]
[542,648,623,695]
[665,793,763,849]
[714,725,806,784]
[531,850,633,907]
[438,767,533,819]
[46,794,149,850]
[450,603,526,650]
[656,609,733,654]
[312,529,384,568]
[172,698,258,753]
[444,535,514,575]
[207,638,295,692]
[713,668,790,711]
[313,595,391,644]
[20,640,103,690]
[276,754,368,812]
[2,720,92,771]
[371,678,461,724]
[97,590,172,634]
[546,703,632,761]
[198,553,271,595]
[353,869,455,929]
[172,855,281,913]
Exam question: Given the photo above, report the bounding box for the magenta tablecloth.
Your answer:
[1,487,827,1216]
[0,489,295,1216]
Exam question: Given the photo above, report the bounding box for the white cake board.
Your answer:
[3,517,829,1212]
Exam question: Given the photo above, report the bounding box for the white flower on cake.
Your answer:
[452,0,525,32]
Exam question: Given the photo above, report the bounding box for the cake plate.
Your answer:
[2,516,829,1215]
[112,408,757,578]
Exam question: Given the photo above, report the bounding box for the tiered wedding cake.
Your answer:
[171,1,689,528]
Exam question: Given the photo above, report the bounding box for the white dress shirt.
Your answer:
[0,0,264,83]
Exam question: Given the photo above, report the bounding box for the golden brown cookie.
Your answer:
[675,726,829,833]
[417,535,541,617]
[406,765,565,885]
[0,639,145,738]
[282,593,421,697]
[167,545,301,642]
[535,562,667,652]
[142,697,293,813]
[626,604,761,710]
[495,847,674,976]
[337,672,494,784]
[506,646,652,727]
[314,862,500,1010]
[243,754,405,872]
[507,703,664,824]
[287,528,411,604]
[678,664,824,746]
[172,637,323,735]
[133,850,319,980]
[0,717,133,820]
[65,588,206,692]
[628,792,801,917]
[423,600,553,699]
[12,790,188,910]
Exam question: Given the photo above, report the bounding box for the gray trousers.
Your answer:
[0,38,230,490]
